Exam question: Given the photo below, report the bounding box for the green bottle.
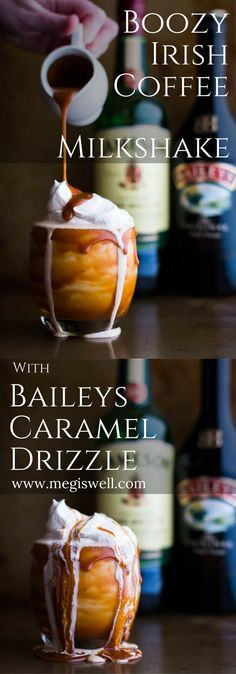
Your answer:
[97,359,174,611]
[94,0,170,293]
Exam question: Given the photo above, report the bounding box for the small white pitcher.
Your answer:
[40,24,109,126]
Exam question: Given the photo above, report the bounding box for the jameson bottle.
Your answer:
[97,359,174,611]
[176,360,236,612]
[94,0,170,293]
[172,12,236,294]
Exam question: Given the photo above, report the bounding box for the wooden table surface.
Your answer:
[1,604,236,674]
[0,287,236,359]
[2,285,236,359]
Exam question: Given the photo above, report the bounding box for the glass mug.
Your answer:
[29,221,138,339]
[30,506,142,663]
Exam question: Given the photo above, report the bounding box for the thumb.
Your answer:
[44,11,79,37]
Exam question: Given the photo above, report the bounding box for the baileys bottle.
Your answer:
[176,360,236,612]
[172,11,236,294]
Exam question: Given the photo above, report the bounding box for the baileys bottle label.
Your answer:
[173,162,236,223]
[177,476,236,554]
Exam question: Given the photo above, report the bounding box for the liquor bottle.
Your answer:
[94,0,170,293]
[97,359,174,611]
[172,11,236,294]
[176,359,236,612]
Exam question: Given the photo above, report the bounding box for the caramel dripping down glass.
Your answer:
[31,516,142,664]
[30,223,138,339]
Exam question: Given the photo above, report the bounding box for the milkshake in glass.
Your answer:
[30,182,138,339]
[31,500,142,663]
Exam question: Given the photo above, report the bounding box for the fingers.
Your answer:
[51,0,106,39]
[33,5,79,37]
[52,14,79,37]
[47,0,118,51]
[58,14,79,36]
[79,7,107,45]
[86,16,118,56]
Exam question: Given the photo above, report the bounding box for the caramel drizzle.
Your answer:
[53,87,92,219]
[66,227,139,263]
[62,188,92,222]
[43,519,141,662]
[53,88,76,183]
[103,553,140,660]
[98,526,116,538]
[52,81,138,260]
[79,546,118,572]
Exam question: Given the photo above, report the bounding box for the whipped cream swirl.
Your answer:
[43,499,83,542]
[40,499,137,559]
[47,180,133,230]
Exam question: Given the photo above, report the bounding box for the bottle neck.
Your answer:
[201,359,232,428]
[195,13,228,113]
[119,359,151,408]
[116,34,147,76]
[116,0,148,91]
